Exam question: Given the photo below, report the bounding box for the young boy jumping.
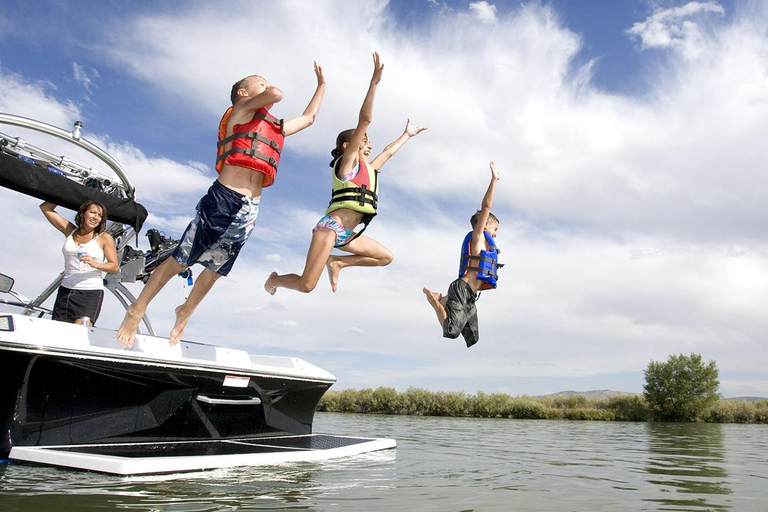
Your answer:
[117,63,326,347]
[423,161,501,348]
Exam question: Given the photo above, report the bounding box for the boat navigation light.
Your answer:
[72,121,83,140]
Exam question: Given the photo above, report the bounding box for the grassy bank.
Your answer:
[317,387,768,423]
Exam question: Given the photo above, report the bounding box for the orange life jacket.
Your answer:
[215,107,285,188]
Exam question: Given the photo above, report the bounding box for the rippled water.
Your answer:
[1,413,767,511]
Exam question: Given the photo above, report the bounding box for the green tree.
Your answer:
[643,353,720,421]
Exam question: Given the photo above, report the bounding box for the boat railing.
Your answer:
[0,113,135,199]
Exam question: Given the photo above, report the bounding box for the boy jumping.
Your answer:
[423,161,501,348]
[117,63,326,347]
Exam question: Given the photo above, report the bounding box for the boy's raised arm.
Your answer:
[235,85,283,117]
[471,161,500,242]
[283,62,327,136]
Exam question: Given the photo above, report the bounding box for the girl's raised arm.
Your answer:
[370,118,427,170]
[338,52,384,177]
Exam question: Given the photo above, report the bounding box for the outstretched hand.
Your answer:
[489,161,500,181]
[313,61,325,86]
[371,52,384,84]
[405,118,427,137]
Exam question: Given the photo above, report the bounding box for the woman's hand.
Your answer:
[79,253,97,269]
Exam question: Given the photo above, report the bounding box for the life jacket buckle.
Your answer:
[359,184,368,206]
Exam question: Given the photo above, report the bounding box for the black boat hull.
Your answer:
[0,314,335,460]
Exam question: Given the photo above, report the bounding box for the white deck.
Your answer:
[0,313,335,383]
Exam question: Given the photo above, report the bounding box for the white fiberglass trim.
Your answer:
[9,438,396,475]
[0,314,336,383]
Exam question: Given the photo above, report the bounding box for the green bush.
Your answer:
[506,397,549,419]
[606,394,652,421]
[370,386,400,414]
[561,408,615,421]
[551,394,589,409]
[756,400,768,423]
[706,400,768,424]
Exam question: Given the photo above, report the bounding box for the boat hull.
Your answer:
[0,314,333,460]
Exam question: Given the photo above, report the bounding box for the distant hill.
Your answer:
[539,390,638,400]
[539,390,766,401]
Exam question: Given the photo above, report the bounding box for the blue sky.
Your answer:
[1,0,767,398]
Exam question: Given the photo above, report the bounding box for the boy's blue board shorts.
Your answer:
[173,180,259,276]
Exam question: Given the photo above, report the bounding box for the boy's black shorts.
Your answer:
[442,278,479,347]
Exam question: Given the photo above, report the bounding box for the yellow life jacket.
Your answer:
[325,157,379,217]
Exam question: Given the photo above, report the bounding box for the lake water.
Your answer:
[1,412,766,511]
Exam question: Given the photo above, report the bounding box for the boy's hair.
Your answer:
[329,129,355,167]
[470,210,499,229]
[75,199,108,234]
[230,75,262,105]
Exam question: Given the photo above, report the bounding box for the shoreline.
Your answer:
[317,387,768,423]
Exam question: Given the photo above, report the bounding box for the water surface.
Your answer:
[1,413,766,511]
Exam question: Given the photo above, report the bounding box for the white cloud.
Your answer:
[72,62,100,95]
[627,1,725,58]
[97,140,211,207]
[469,1,497,24]
[0,68,79,126]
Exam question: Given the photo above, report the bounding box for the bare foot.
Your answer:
[264,271,278,296]
[423,287,447,325]
[326,259,341,293]
[169,304,191,346]
[116,305,144,347]
[423,287,442,308]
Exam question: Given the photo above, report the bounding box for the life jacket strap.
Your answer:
[329,185,378,209]
[216,147,278,169]
[336,213,376,248]
[217,132,282,154]
[462,253,495,265]
[252,112,284,131]
[461,265,499,278]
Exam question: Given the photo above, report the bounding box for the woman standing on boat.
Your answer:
[40,200,119,326]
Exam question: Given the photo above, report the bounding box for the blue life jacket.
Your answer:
[459,230,501,290]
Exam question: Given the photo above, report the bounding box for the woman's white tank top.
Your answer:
[61,232,105,290]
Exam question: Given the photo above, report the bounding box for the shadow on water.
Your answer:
[643,422,732,511]
[0,449,397,512]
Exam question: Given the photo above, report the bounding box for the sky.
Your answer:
[1,0,766,398]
